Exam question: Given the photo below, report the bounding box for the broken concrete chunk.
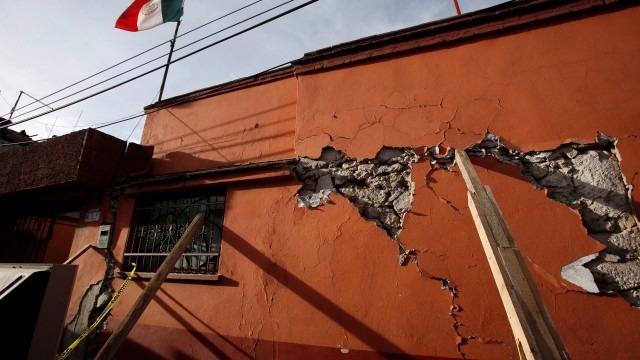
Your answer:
[393,192,413,214]
[561,254,600,293]
[592,260,640,291]
[297,189,332,208]
[294,146,418,239]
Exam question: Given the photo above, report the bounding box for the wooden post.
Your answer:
[94,213,204,360]
[454,150,569,360]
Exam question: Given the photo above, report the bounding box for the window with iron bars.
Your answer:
[123,188,226,278]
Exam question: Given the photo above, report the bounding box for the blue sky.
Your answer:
[0,0,505,143]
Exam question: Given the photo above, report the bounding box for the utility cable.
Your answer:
[0,58,291,146]
[2,0,265,118]
[21,91,54,110]
[9,0,296,122]
[1,0,318,130]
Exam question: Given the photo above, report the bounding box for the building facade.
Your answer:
[2,0,639,358]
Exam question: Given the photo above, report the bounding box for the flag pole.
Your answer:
[9,91,23,120]
[453,0,462,15]
[158,20,181,101]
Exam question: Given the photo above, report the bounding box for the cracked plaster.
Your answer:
[62,250,116,359]
[456,133,640,306]
[292,131,640,358]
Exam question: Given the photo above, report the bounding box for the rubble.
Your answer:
[294,147,419,239]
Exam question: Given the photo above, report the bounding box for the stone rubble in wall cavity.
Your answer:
[459,132,640,307]
[294,147,420,239]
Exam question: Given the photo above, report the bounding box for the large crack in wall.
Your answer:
[453,133,640,306]
[61,251,116,360]
[294,147,419,240]
[294,136,639,359]
[294,146,508,358]
[296,139,640,306]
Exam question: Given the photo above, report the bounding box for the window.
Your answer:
[123,188,226,279]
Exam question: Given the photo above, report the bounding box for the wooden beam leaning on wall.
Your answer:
[454,150,569,360]
[95,213,205,360]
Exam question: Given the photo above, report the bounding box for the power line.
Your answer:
[1,0,319,130]
[9,0,296,122]
[1,0,265,119]
[0,58,292,148]
[6,55,292,141]
[20,91,54,110]
[96,59,291,130]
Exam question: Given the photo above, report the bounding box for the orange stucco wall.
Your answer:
[290,6,640,358]
[62,5,640,359]
[141,77,297,175]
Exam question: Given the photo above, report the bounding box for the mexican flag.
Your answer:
[116,0,184,32]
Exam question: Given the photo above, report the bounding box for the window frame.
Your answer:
[120,187,226,281]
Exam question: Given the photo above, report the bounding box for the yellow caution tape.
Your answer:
[57,263,137,360]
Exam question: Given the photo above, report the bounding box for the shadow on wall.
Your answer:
[151,147,296,175]
[104,228,456,359]
[149,102,295,150]
[151,151,226,174]
[147,104,296,168]
[220,225,410,356]
[99,257,251,360]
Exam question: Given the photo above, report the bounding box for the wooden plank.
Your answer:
[454,149,569,360]
[94,213,205,360]
[63,244,93,265]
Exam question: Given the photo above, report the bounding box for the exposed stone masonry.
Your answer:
[294,147,419,239]
[461,133,640,306]
[295,137,640,306]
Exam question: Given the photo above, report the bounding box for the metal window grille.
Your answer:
[123,188,226,275]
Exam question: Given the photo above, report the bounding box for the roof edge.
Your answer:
[292,0,635,73]
[145,65,294,112]
[145,0,635,110]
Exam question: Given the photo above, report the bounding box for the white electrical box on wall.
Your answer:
[96,224,112,249]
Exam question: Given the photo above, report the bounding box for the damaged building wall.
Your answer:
[60,194,127,359]
[293,4,640,359]
[465,133,640,305]
[104,177,471,358]
[59,3,640,359]
[294,146,419,240]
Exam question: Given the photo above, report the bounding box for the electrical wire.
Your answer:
[1,0,265,118]
[97,59,291,130]
[2,57,292,146]
[9,0,297,122]
[1,0,319,130]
